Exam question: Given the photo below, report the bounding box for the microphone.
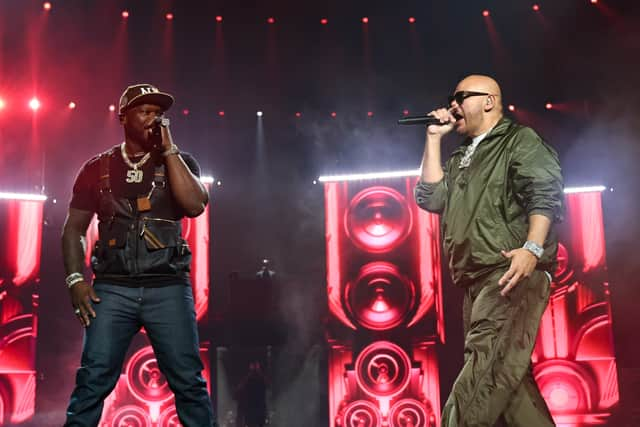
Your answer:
[397,114,450,126]
[148,117,170,147]
[150,117,171,128]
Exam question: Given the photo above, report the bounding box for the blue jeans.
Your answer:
[64,283,215,427]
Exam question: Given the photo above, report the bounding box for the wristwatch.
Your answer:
[161,143,180,157]
[65,272,85,288]
[522,240,544,259]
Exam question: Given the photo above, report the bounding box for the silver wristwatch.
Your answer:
[161,143,180,157]
[65,272,85,288]
[522,240,544,259]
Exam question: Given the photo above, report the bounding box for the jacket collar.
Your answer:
[452,116,513,156]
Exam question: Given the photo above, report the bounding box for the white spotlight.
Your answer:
[256,111,263,117]
[29,98,41,111]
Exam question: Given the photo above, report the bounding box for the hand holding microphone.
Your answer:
[146,116,172,149]
[400,107,457,184]
[150,116,171,128]
[144,116,171,130]
[398,108,457,136]
[425,108,456,136]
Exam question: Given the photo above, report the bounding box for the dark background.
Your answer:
[0,0,639,425]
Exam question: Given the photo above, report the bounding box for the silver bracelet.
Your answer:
[65,272,85,288]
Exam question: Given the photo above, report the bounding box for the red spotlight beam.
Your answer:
[163,12,175,79]
[265,16,280,98]
[509,106,551,137]
[592,1,621,21]
[482,12,512,87]
[545,100,592,116]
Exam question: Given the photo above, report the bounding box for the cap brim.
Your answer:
[125,92,174,112]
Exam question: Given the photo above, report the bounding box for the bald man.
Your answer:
[414,75,563,426]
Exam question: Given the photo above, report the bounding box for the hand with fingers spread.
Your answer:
[498,248,538,296]
[69,281,101,327]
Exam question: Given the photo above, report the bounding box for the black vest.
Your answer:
[90,147,191,279]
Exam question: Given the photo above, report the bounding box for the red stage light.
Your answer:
[367,111,374,117]
[347,262,415,330]
[109,104,116,112]
[590,0,598,3]
[5,199,46,286]
[549,386,571,409]
[29,98,41,111]
[389,399,430,427]
[534,361,593,414]
[408,17,416,24]
[355,341,412,398]
[295,112,302,117]
[331,112,337,118]
[183,109,189,116]
[403,109,409,116]
[43,2,52,11]
[68,101,76,110]
[508,104,515,112]
[321,18,328,25]
[0,98,5,110]
[533,4,540,11]
[126,347,174,404]
[218,110,225,117]
[323,175,446,423]
[267,17,275,24]
[166,13,174,21]
[122,10,129,18]
[215,15,223,22]
[345,186,413,253]
[565,191,607,272]
[362,17,369,24]
[340,401,382,427]
[546,102,553,110]
[482,10,490,17]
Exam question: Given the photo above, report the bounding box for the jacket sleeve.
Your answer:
[414,176,448,214]
[509,127,564,223]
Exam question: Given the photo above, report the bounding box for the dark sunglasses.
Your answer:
[448,91,492,106]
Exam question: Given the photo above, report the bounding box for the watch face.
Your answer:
[524,241,543,258]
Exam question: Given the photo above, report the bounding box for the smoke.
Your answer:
[552,21,640,373]
[270,344,325,427]
[559,24,640,252]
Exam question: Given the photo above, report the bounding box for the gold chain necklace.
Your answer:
[121,142,152,184]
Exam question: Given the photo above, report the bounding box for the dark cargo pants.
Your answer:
[441,269,555,427]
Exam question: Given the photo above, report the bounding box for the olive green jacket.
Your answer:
[414,117,563,287]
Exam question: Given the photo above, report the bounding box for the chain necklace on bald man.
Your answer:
[121,142,152,184]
